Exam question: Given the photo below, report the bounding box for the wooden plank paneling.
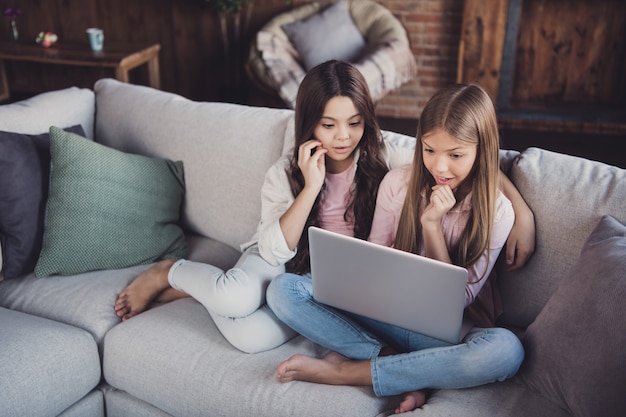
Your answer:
[0,0,293,102]
[513,0,626,106]
[458,0,626,134]
[457,0,508,100]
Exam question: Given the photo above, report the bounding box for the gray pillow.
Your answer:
[0,125,85,279]
[500,148,626,328]
[518,215,626,417]
[282,0,366,70]
[34,127,187,277]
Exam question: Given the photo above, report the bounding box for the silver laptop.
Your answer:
[309,226,468,344]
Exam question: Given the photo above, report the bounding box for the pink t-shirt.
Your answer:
[369,165,515,308]
[318,160,357,237]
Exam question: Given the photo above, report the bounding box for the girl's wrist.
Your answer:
[420,214,443,231]
[421,222,441,234]
[302,182,323,196]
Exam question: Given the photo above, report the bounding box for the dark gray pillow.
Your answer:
[0,125,85,279]
[282,0,366,70]
[518,214,626,417]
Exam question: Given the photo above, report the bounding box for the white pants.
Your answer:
[168,245,296,353]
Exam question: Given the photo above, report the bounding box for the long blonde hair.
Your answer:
[394,84,501,275]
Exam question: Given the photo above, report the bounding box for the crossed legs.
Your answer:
[114,245,297,353]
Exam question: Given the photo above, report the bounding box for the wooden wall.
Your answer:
[1,0,467,120]
[0,0,292,102]
[513,0,625,107]
[458,0,626,134]
[2,0,624,137]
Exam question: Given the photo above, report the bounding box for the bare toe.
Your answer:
[395,390,426,414]
[112,261,175,319]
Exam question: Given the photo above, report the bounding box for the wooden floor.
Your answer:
[378,116,625,169]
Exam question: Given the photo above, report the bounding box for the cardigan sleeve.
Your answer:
[241,156,297,266]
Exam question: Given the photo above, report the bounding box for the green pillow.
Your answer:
[34,126,186,277]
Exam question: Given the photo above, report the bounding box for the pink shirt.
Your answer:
[318,160,357,237]
[252,140,413,267]
[369,165,515,308]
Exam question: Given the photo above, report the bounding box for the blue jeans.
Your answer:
[266,272,524,397]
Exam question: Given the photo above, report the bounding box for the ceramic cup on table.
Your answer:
[86,28,104,52]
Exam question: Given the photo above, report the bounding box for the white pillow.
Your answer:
[0,87,95,138]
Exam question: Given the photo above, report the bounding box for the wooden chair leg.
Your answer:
[0,60,10,102]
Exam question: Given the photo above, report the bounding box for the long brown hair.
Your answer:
[286,60,388,274]
[394,84,501,278]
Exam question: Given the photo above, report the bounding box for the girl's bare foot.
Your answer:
[155,287,189,303]
[114,259,177,321]
[395,390,426,414]
[275,351,371,386]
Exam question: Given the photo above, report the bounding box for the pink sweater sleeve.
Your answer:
[368,166,410,246]
[462,193,514,306]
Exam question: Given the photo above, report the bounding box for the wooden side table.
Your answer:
[0,41,161,102]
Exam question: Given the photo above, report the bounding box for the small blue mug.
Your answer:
[86,28,104,52]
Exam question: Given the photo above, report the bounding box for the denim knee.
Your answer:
[267,273,312,324]
[267,273,295,319]
[486,327,525,380]
[266,273,284,314]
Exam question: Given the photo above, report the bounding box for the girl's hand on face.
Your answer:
[421,185,456,226]
[298,140,328,192]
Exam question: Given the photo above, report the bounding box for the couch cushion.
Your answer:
[406,380,569,417]
[105,390,171,417]
[282,0,366,70]
[34,127,186,277]
[0,86,94,138]
[498,148,626,327]
[104,298,400,417]
[517,215,626,417]
[0,307,101,417]
[0,265,151,350]
[94,78,294,251]
[0,233,238,351]
[0,125,84,279]
[59,390,105,417]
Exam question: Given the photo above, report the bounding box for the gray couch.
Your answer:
[1,79,624,417]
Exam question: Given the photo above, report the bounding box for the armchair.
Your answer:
[246,0,416,109]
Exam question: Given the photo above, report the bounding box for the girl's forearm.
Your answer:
[421,223,452,264]
[279,186,320,250]
[499,170,532,218]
